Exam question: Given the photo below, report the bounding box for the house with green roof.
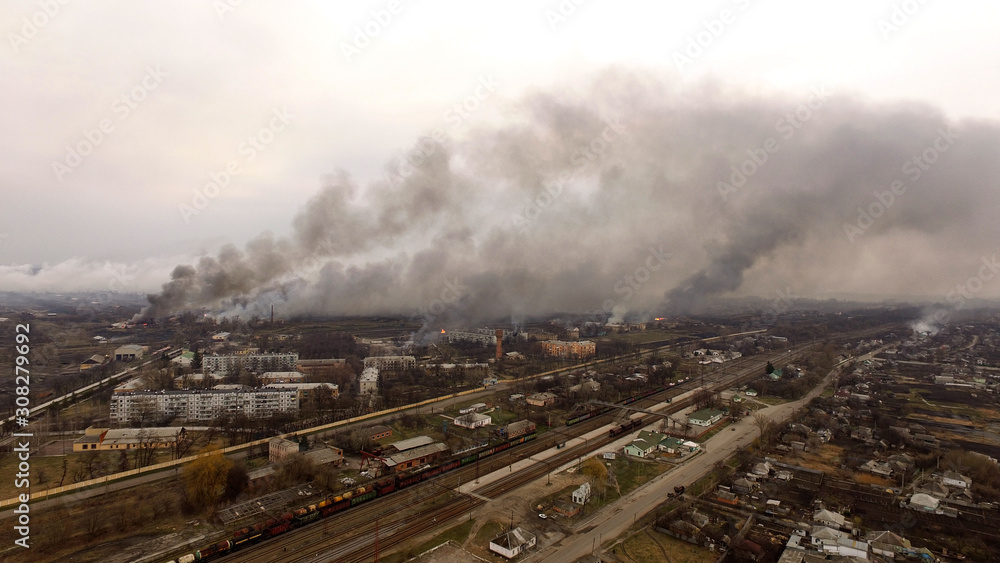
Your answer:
[623,437,658,458]
[688,408,726,427]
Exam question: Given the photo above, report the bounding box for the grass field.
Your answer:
[616,526,716,563]
[473,520,504,543]
[382,519,476,563]
[597,330,690,346]
[789,443,844,473]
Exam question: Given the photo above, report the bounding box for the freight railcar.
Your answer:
[173,432,537,563]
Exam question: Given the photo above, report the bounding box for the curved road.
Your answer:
[527,349,881,562]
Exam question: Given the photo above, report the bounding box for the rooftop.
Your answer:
[389,435,435,452]
[385,442,449,467]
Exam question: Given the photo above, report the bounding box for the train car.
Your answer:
[566,406,613,426]
[231,522,264,548]
[231,525,254,544]
[397,472,423,489]
[294,505,320,525]
[376,476,396,496]
[231,529,261,548]
[262,519,292,539]
[184,430,541,563]
[195,540,232,560]
[320,498,351,517]
[351,489,377,506]
[609,418,643,438]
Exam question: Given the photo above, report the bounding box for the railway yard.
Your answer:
[166,343,819,563]
[0,313,953,563]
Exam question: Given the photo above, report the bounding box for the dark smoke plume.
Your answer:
[139,71,1000,326]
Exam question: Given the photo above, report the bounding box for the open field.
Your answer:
[615,526,716,563]
[596,330,692,346]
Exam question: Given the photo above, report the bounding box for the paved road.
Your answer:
[526,352,867,563]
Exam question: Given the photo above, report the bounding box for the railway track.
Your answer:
[217,344,819,562]
[217,382,694,563]
[221,327,911,563]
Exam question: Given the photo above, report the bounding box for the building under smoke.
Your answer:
[202,352,299,375]
[362,355,415,374]
[541,340,596,359]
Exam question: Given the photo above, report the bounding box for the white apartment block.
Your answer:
[359,367,379,394]
[362,355,416,373]
[445,330,496,346]
[110,388,298,424]
[264,382,339,401]
[202,352,299,375]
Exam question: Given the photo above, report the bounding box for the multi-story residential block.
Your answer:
[109,388,298,424]
[202,352,299,375]
[264,382,338,401]
[362,355,416,373]
[359,367,379,394]
[540,340,596,359]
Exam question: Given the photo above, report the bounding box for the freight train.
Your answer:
[165,432,536,562]
[608,418,643,438]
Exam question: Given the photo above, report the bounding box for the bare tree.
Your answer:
[111,498,138,531]
[753,413,773,440]
[58,458,68,487]
[173,428,196,459]
[85,508,105,536]
[132,428,158,468]
[693,388,716,411]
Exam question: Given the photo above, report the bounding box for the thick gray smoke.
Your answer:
[140,71,1000,328]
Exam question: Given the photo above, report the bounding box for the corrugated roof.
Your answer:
[389,435,434,452]
[385,442,448,466]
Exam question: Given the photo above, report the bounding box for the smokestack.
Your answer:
[271,304,274,326]
[496,328,503,360]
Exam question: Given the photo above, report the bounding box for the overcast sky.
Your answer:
[2,1,999,317]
